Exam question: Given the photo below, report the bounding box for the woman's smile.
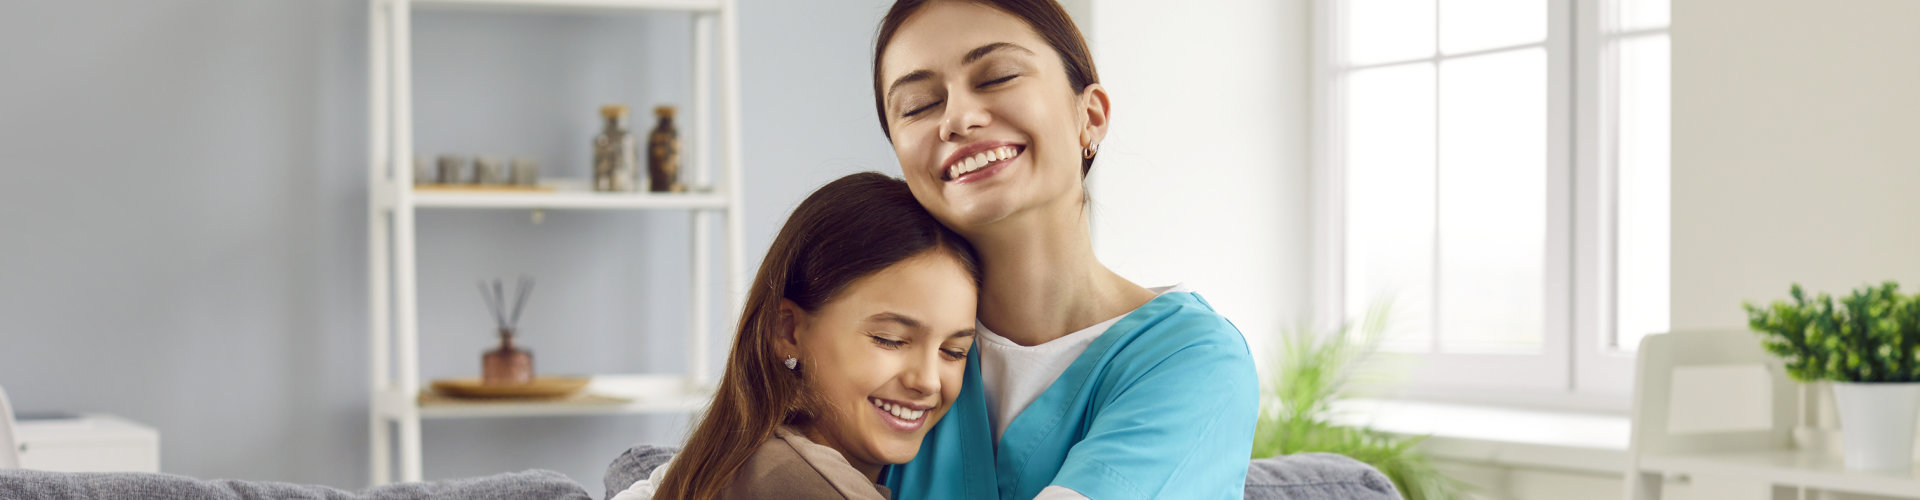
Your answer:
[941,142,1026,183]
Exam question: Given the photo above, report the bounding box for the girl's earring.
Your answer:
[1082,142,1100,159]
[784,356,799,370]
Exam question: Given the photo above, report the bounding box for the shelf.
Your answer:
[369,0,743,483]
[1639,450,1920,498]
[400,182,729,210]
[409,0,721,15]
[381,374,713,419]
[1333,399,1630,474]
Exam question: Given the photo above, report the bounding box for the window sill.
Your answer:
[1330,399,1631,475]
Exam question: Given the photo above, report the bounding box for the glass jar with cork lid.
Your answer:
[592,104,641,192]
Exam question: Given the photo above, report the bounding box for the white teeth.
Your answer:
[871,398,926,421]
[945,146,1020,180]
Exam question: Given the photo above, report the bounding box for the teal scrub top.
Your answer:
[882,291,1259,500]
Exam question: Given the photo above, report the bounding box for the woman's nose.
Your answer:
[938,91,991,142]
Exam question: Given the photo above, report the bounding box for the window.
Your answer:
[1314,0,1669,406]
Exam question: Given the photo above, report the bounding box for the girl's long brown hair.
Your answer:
[653,172,979,500]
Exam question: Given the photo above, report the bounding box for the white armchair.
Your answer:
[0,384,19,468]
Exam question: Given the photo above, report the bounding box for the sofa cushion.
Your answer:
[1244,453,1401,500]
[603,444,678,500]
[0,468,591,500]
[602,445,1401,500]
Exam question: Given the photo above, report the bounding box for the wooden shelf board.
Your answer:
[409,0,721,15]
[385,374,713,419]
[402,181,728,210]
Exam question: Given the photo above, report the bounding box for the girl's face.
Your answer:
[878,1,1107,234]
[781,250,976,476]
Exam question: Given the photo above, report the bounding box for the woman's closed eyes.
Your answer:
[895,67,1025,119]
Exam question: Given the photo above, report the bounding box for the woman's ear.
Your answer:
[775,298,808,356]
[1077,83,1111,150]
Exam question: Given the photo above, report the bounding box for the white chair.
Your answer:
[1625,330,1800,500]
[0,384,19,468]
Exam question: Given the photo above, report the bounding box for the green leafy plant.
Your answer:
[1252,303,1465,500]
[1743,281,1920,383]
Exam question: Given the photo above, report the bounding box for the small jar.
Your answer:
[592,105,641,192]
[412,156,429,185]
[473,156,505,185]
[510,157,540,186]
[647,106,682,193]
[436,155,466,184]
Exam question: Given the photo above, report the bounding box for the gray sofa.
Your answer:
[0,445,1399,499]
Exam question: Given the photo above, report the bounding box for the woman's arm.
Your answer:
[1049,341,1260,500]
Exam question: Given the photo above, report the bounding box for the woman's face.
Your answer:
[782,250,977,474]
[878,1,1106,234]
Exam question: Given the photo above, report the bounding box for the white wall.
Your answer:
[1083,0,1314,367]
[1670,0,1920,330]
[0,0,898,489]
[1669,4,1920,500]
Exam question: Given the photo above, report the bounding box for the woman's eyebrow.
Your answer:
[887,70,934,103]
[962,42,1033,64]
[886,42,1036,103]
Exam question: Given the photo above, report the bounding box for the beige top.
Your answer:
[720,426,892,500]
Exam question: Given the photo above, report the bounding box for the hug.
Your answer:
[0,0,1399,498]
[626,1,1260,497]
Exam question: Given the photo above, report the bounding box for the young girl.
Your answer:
[871,1,1260,499]
[617,172,981,500]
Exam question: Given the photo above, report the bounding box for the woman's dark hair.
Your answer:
[872,0,1102,176]
[654,172,980,500]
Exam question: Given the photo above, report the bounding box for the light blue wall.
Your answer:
[0,0,898,490]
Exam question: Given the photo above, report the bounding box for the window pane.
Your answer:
[1437,49,1546,353]
[1344,64,1436,351]
[1615,0,1669,32]
[1614,34,1669,351]
[1440,0,1546,55]
[1345,0,1435,65]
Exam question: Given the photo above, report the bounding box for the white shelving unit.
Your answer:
[1626,331,1920,499]
[364,0,744,484]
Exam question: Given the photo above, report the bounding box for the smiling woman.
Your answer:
[637,172,982,500]
[870,1,1260,500]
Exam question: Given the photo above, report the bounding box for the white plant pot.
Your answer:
[1832,381,1920,471]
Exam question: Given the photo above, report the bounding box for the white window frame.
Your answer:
[1311,0,1665,412]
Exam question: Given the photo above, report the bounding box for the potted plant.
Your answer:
[1252,303,1464,500]
[1745,282,1920,470]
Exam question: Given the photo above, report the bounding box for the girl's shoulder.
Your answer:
[724,429,891,500]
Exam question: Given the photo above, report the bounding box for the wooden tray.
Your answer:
[429,376,589,399]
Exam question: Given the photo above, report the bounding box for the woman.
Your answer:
[871,1,1260,499]
[620,172,982,500]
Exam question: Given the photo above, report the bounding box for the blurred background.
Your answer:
[2,0,1916,498]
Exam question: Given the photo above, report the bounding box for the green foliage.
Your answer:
[1744,282,1920,383]
[1252,303,1466,500]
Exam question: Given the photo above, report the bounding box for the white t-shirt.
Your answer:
[977,284,1185,500]
[621,285,1186,500]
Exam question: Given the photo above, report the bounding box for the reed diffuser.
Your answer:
[478,276,536,386]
